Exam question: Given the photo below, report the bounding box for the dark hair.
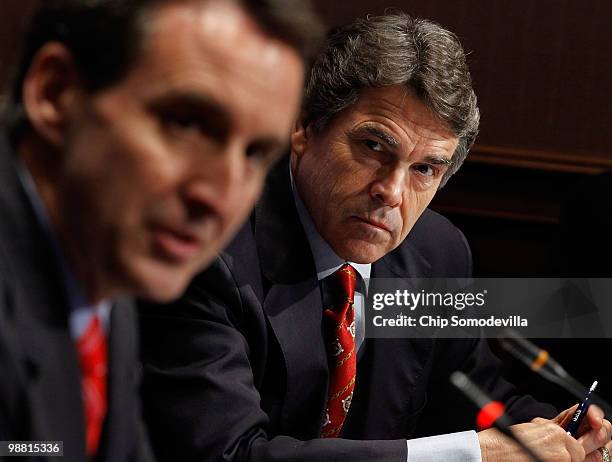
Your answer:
[4,0,323,141]
[303,13,480,187]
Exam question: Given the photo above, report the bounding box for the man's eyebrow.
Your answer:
[424,155,453,166]
[149,91,290,152]
[356,124,400,148]
[353,124,454,165]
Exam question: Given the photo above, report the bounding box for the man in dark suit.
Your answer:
[0,0,320,460]
[139,13,612,462]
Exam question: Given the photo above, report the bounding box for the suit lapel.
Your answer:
[378,236,433,279]
[255,158,329,438]
[17,311,86,457]
[262,281,329,437]
[97,298,139,462]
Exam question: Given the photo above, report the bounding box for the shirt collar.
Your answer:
[289,164,371,284]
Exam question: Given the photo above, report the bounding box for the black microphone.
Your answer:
[450,371,544,462]
[498,329,612,416]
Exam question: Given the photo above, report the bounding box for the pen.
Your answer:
[566,380,598,437]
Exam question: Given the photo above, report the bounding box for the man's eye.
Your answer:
[364,139,384,152]
[414,164,436,177]
[246,144,279,166]
[166,114,200,132]
[246,145,266,160]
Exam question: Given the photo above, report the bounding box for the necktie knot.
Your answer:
[326,263,357,310]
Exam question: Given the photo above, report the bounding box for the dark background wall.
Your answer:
[2,0,611,419]
[0,0,37,108]
[315,1,612,162]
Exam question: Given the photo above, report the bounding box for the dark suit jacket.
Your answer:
[0,132,153,462]
[139,159,555,462]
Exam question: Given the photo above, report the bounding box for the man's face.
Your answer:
[48,0,304,301]
[292,85,458,263]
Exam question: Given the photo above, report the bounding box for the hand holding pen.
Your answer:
[557,381,612,462]
[566,381,598,437]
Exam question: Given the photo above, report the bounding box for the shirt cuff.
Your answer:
[406,430,482,462]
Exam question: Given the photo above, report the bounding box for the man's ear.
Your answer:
[290,114,309,158]
[22,42,86,148]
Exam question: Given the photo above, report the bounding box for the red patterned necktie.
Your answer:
[321,263,357,438]
[76,314,108,457]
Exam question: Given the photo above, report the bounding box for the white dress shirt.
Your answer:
[291,168,482,462]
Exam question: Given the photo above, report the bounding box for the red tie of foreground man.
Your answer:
[321,263,357,438]
[76,314,108,457]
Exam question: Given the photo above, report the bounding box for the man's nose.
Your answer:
[369,166,404,208]
[183,144,245,220]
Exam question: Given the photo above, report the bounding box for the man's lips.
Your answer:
[151,225,204,263]
[352,216,392,233]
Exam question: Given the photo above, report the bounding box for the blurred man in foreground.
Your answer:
[140,12,612,462]
[0,0,320,460]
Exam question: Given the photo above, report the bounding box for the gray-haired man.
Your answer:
[140,13,612,462]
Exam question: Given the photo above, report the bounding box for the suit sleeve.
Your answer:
[412,335,557,438]
[454,225,557,423]
[409,221,557,437]
[139,257,406,462]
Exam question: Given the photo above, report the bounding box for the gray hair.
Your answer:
[303,13,480,187]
